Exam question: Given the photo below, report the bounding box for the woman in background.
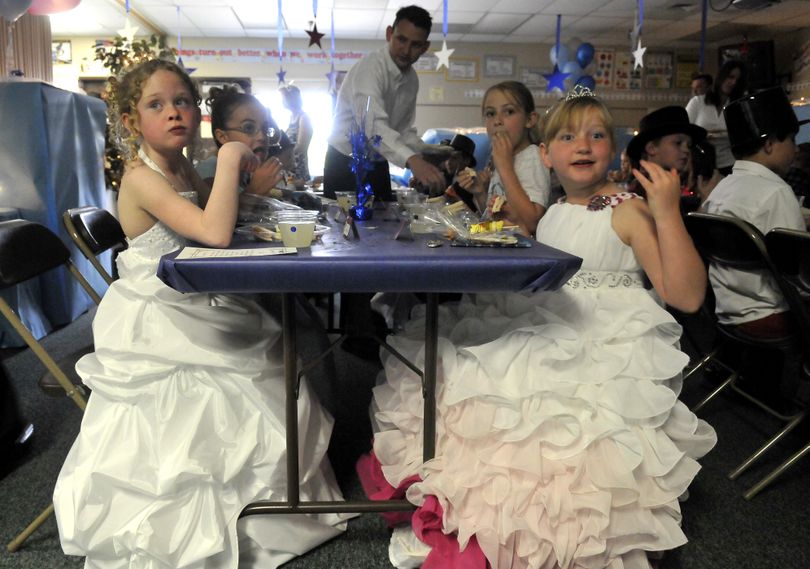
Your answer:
[281,84,313,185]
[686,60,747,176]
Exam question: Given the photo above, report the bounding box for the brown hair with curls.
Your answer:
[107,59,202,161]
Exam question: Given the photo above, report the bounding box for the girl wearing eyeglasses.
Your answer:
[195,85,286,195]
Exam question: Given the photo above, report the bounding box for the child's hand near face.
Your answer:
[246,157,284,196]
[632,159,681,220]
[456,167,485,195]
[219,141,261,175]
[490,131,515,174]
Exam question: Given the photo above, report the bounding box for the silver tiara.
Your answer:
[565,84,596,100]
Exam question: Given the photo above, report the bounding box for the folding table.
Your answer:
[157,215,581,516]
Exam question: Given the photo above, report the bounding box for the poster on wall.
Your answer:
[643,52,673,89]
[520,66,546,88]
[593,49,614,89]
[614,51,642,90]
[676,53,699,89]
[413,52,440,72]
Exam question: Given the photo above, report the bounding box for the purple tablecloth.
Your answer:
[157,216,581,294]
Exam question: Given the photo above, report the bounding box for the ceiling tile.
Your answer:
[492,0,555,14]
[471,13,530,34]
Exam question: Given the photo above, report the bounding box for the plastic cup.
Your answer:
[335,191,357,212]
[276,210,318,247]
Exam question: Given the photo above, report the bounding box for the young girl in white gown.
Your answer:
[53,59,349,569]
[358,89,717,569]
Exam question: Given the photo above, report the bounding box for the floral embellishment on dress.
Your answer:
[586,192,641,211]
[566,270,646,289]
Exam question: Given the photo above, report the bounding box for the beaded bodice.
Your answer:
[538,193,646,289]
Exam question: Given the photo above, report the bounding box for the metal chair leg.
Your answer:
[6,503,54,552]
[683,346,720,380]
[744,440,810,500]
[729,411,806,480]
[693,371,738,413]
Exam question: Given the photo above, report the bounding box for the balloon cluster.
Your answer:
[550,40,596,91]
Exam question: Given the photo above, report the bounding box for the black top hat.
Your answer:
[626,106,707,163]
[724,87,810,154]
[443,134,477,167]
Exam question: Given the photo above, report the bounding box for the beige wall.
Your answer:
[52,29,808,135]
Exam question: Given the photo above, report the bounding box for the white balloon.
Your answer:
[549,44,570,67]
[0,0,32,22]
[562,60,583,82]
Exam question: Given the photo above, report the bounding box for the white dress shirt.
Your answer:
[702,160,805,325]
[685,95,734,170]
[328,48,429,168]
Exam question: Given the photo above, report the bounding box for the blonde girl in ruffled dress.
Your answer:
[53,59,349,569]
[358,89,717,569]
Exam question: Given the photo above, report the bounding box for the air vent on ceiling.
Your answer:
[731,0,781,9]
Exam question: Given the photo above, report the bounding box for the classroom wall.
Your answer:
[52,27,808,137]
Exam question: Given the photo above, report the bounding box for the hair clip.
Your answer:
[565,84,596,101]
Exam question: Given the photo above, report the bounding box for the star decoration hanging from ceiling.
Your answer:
[306,23,325,49]
[543,65,570,93]
[326,64,339,93]
[630,22,641,52]
[277,68,287,85]
[632,39,646,70]
[435,40,454,71]
[117,17,139,43]
[177,57,196,75]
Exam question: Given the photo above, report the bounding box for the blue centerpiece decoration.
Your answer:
[348,97,382,221]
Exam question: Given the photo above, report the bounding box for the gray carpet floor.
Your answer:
[1,305,809,569]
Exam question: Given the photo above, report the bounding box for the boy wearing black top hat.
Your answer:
[703,87,808,339]
[627,105,707,176]
[626,106,721,205]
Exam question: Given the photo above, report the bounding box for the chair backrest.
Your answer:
[686,212,809,342]
[685,212,774,272]
[765,228,810,294]
[0,219,100,303]
[62,206,127,285]
[0,219,71,288]
[765,228,810,347]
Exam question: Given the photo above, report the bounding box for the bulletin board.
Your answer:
[593,49,615,89]
[643,52,673,89]
[614,51,642,90]
[676,53,699,89]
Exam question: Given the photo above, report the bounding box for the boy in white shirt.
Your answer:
[703,87,808,339]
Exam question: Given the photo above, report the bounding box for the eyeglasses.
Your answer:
[223,123,281,144]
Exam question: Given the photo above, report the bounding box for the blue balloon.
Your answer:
[575,75,596,91]
[562,61,583,82]
[549,44,570,66]
[576,42,595,69]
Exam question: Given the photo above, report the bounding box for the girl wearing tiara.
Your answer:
[359,88,716,569]
[53,60,349,569]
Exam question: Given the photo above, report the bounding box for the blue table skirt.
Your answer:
[158,216,581,295]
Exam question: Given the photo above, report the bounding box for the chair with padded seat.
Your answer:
[0,219,101,553]
[62,206,127,286]
[683,212,808,496]
[741,228,810,499]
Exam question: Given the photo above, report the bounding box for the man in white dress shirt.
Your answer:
[323,5,446,201]
[703,87,808,339]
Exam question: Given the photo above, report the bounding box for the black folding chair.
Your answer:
[684,212,807,495]
[742,228,810,498]
[62,206,127,286]
[0,219,101,552]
